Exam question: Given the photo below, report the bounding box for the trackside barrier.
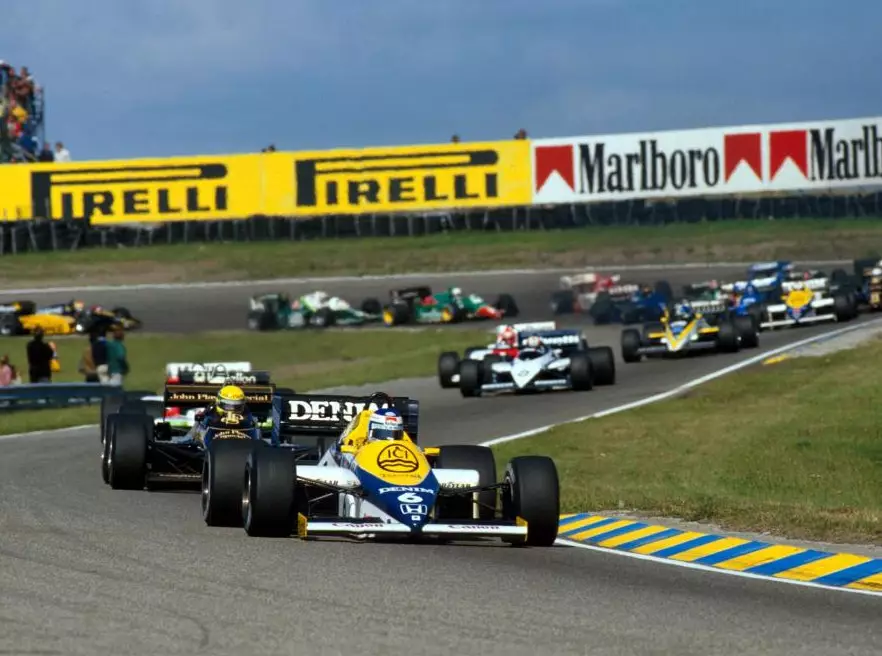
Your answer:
[0,383,122,412]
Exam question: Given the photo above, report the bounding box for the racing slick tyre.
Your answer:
[361,298,382,315]
[100,391,126,444]
[733,315,759,348]
[311,307,335,328]
[569,352,594,391]
[383,302,411,326]
[495,293,519,318]
[243,445,297,538]
[107,413,152,490]
[247,310,277,331]
[502,456,560,547]
[715,321,740,353]
[0,314,23,336]
[202,441,257,528]
[437,352,461,389]
[435,445,497,520]
[587,346,616,385]
[746,303,766,331]
[590,293,615,324]
[459,360,483,398]
[621,329,642,363]
[833,293,854,321]
[550,291,574,315]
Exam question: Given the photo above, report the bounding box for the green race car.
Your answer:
[247,291,383,330]
[382,286,519,326]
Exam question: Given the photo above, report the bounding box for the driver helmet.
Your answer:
[313,290,329,305]
[367,409,404,441]
[450,287,462,298]
[72,300,85,313]
[216,385,246,414]
[523,335,544,350]
[498,325,517,347]
[674,301,693,320]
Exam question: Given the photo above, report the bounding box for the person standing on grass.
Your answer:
[79,334,98,382]
[26,328,54,383]
[106,326,129,386]
[92,328,109,383]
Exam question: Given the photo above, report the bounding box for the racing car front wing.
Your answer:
[298,516,528,540]
[636,342,718,356]
[479,378,570,392]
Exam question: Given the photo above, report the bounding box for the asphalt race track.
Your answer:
[1,265,880,655]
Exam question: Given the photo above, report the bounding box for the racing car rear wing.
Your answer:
[164,383,275,414]
[273,393,420,443]
[176,370,272,385]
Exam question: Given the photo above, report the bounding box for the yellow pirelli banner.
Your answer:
[0,139,532,223]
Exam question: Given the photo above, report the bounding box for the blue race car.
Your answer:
[589,280,673,325]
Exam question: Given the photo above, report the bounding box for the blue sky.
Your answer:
[6,0,881,161]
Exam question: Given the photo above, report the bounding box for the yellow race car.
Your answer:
[622,302,758,362]
[0,300,141,337]
[206,391,561,546]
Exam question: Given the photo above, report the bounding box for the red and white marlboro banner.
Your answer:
[531,116,882,204]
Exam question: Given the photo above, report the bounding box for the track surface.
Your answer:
[1,265,880,655]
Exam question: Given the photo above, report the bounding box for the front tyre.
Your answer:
[243,445,297,537]
[502,456,560,547]
[202,441,256,527]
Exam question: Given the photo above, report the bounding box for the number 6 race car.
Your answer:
[229,392,560,546]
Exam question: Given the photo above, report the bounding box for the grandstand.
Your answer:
[0,60,45,164]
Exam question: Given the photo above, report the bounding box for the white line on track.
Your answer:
[2,259,851,294]
[478,317,882,447]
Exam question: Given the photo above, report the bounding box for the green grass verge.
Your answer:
[0,328,489,435]
[4,219,882,287]
[493,338,882,545]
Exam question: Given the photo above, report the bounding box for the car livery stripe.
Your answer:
[556,514,882,595]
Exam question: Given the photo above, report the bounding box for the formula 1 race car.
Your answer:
[456,330,616,397]
[755,277,855,329]
[246,291,382,330]
[0,300,141,337]
[621,303,759,362]
[232,391,559,546]
[549,272,639,315]
[382,286,518,326]
[100,369,279,491]
[437,321,558,388]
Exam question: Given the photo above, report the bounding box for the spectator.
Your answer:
[514,129,528,140]
[451,134,461,143]
[92,328,109,383]
[37,142,53,162]
[54,141,71,162]
[26,328,54,383]
[78,335,98,382]
[106,326,129,386]
[0,355,13,386]
[0,58,44,165]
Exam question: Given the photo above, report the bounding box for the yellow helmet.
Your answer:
[217,385,246,413]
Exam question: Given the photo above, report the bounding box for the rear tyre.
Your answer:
[243,446,297,537]
[434,445,497,520]
[495,294,519,317]
[621,329,642,363]
[437,352,461,389]
[586,346,616,385]
[833,293,853,321]
[550,291,574,315]
[107,414,151,490]
[502,456,560,547]
[202,441,257,527]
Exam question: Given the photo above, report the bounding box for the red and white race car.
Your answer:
[550,272,639,315]
[436,322,558,388]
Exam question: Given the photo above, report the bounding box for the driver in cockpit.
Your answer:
[673,300,695,322]
[173,384,259,444]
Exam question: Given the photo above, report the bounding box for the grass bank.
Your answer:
[0,328,489,435]
[493,338,882,545]
[4,219,882,288]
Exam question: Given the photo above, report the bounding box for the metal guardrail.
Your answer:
[0,383,124,411]
[0,190,880,255]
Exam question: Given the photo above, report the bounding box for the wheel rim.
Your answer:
[201,461,211,520]
[242,466,254,530]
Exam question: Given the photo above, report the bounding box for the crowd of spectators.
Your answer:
[1,59,68,164]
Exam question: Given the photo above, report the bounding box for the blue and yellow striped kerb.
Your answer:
[558,513,882,593]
